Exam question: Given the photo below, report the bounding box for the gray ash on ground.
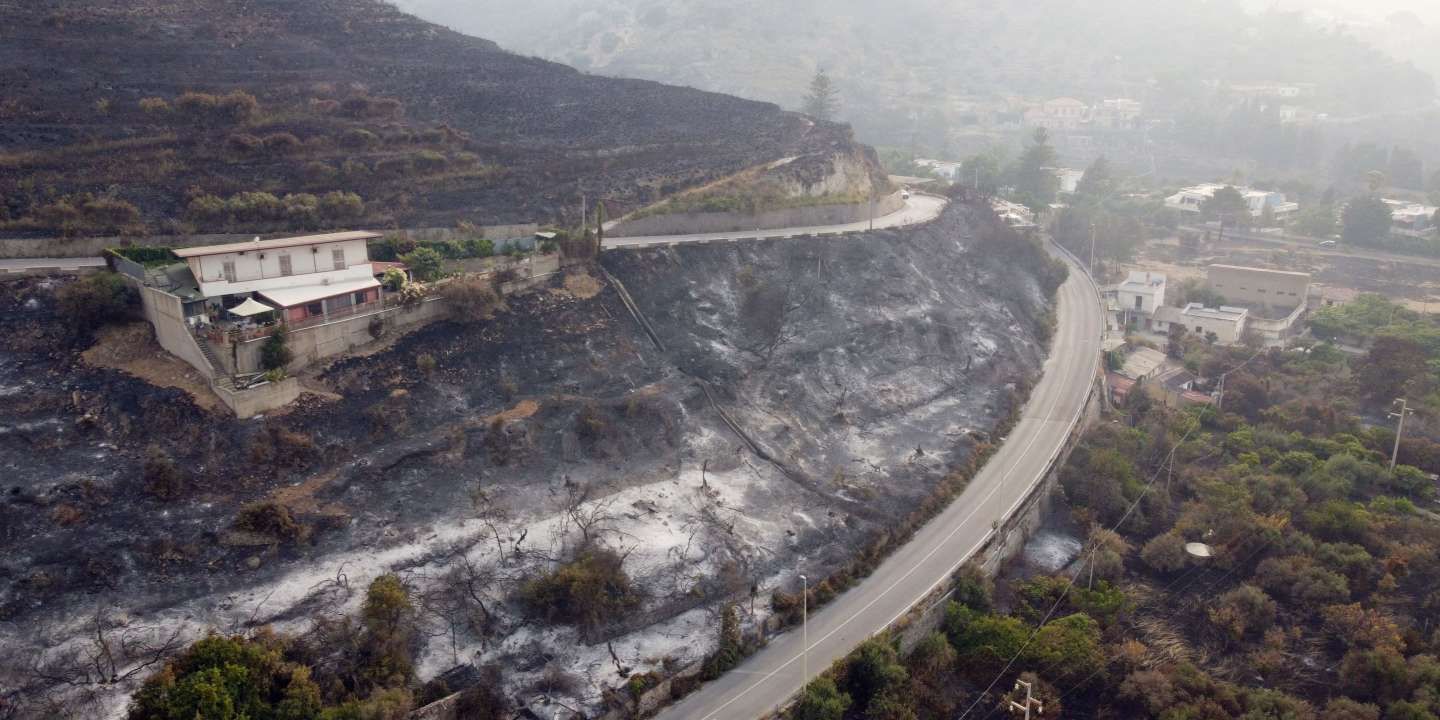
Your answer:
[0,202,1052,716]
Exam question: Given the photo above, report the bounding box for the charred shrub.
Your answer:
[142,444,186,500]
[441,275,505,323]
[575,403,608,448]
[364,389,411,436]
[234,501,306,543]
[247,426,318,472]
[520,548,639,630]
[453,667,512,720]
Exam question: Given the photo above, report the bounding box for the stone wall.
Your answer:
[608,191,905,238]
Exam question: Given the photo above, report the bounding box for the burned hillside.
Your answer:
[0,0,851,236]
[0,200,1055,717]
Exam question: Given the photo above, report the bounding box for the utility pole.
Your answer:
[1390,398,1415,472]
[1009,679,1044,718]
[799,574,809,684]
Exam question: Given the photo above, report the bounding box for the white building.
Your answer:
[1164,184,1299,221]
[1114,271,1167,332]
[915,158,965,182]
[1024,97,1091,130]
[1383,199,1439,238]
[1053,168,1085,194]
[174,231,383,324]
[1155,304,1249,345]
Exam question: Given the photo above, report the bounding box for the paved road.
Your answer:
[602,195,947,249]
[0,256,106,273]
[1182,225,1440,270]
[655,242,1103,720]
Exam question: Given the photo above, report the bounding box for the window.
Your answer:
[279,254,293,277]
[306,301,324,317]
[1134,296,1143,310]
[1196,325,1204,333]
[332,248,346,270]
[221,261,237,283]
[353,291,369,305]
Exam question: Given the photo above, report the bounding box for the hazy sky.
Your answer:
[1248,0,1438,23]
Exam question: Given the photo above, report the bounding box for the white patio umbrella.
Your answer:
[228,297,276,317]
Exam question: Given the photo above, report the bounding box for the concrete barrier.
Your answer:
[609,191,905,238]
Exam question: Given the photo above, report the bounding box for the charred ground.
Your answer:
[0,0,848,236]
[1,200,1054,716]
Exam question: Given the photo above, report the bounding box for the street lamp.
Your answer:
[799,574,808,684]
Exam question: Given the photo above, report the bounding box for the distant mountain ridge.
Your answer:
[0,0,861,236]
[394,0,1437,148]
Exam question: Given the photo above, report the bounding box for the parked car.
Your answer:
[1318,240,1337,248]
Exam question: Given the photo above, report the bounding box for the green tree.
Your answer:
[802,69,839,122]
[56,272,137,331]
[127,633,322,720]
[1294,204,1339,238]
[1010,128,1059,213]
[842,638,908,711]
[1075,156,1117,202]
[1355,336,1429,406]
[1201,186,1251,225]
[1342,196,1393,246]
[791,676,852,720]
[961,152,1003,193]
[260,327,293,371]
[400,247,445,282]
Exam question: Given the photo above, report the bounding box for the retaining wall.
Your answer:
[230,298,449,374]
[214,377,301,419]
[608,191,905,238]
[0,223,540,259]
[136,285,215,381]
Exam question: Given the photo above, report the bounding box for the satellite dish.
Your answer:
[1185,542,1214,558]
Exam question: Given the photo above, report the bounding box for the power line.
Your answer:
[958,344,1266,719]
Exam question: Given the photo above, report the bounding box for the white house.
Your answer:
[1155,304,1249,345]
[174,231,383,324]
[1384,199,1439,238]
[1114,271,1167,332]
[1164,184,1299,221]
[915,158,965,182]
[1053,168,1085,194]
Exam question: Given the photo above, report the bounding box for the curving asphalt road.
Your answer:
[601,194,947,249]
[653,240,1103,720]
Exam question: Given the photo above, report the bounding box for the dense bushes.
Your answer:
[173,90,258,126]
[186,190,364,230]
[56,272,137,331]
[127,576,436,720]
[440,275,505,324]
[519,548,639,630]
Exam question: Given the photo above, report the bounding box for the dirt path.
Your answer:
[80,323,225,414]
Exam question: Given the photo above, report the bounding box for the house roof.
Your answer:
[257,277,379,308]
[1182,303,1248,322]
[174,231,381,258]
[1208,264,1311,280]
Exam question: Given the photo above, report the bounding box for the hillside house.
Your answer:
[1384,199,1439,238]
[174,231,383,322]
[1155,304,1249,345]
[1115,270,1167,331]
[1164,184,1299,221]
